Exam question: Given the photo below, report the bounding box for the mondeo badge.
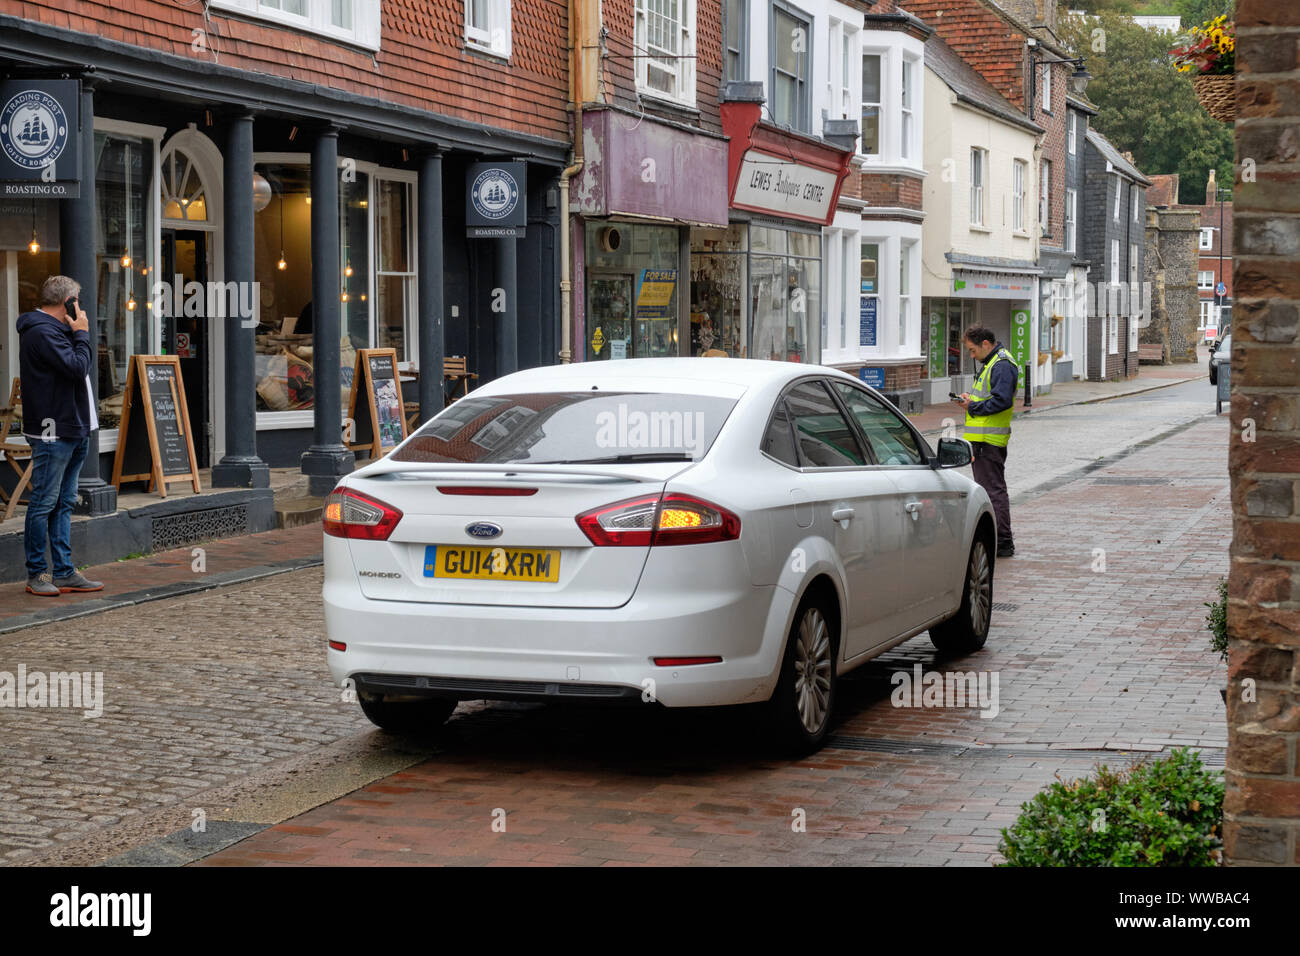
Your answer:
[466,522,503,539]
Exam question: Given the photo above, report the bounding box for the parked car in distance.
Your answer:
[1210,332,1232,385]
[1209,322,1231,357]
[323,359,997,753]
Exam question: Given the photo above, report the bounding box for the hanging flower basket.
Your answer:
[1193,75,1235,122]
[1172,16,1235,123]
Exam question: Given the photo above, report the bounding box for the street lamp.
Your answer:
[1027,38,1091,119]
[1215,185,1229,332]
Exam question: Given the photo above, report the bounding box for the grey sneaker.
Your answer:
[53,571,104,593]
[26,573,60,597]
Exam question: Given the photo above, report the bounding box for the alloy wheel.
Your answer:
[968,540,992,636]
[794,607,833,734]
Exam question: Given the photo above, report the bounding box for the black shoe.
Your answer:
[996,543,1016,558]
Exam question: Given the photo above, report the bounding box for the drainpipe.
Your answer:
[558,0,585,363]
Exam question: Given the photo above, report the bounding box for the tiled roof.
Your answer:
[925,33,1043,134]
[1086,128,1152,185]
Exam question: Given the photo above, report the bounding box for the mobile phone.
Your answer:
[64,296,79,316]
[949,392,961,400]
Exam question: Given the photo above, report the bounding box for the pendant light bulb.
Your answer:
[120,253,132,268]
[126,294,137,312]
[277,252,287,271]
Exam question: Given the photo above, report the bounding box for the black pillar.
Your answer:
[301,125,354,496]
[495,236,518,377]
[62,81,116,515]
[418,149,446,418]
[212,113,270,488]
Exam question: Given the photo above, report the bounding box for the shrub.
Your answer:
[1206,577,1228,663]
[999,748,1224,866]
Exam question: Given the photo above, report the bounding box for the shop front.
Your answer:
[920,263,1039,404]
[573,106,729,364]
[694,87,854,366]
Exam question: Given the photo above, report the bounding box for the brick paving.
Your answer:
[192,415,1230,867]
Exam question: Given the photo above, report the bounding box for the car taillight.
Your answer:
[576,493,740,547]
[323,488,403,540]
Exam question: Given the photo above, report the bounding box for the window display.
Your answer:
[585,223,680,361]
[689,225,747,357]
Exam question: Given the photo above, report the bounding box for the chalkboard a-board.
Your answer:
[346,348,408,459]
[111,355,202,497]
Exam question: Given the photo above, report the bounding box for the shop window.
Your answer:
[861,54,881,155]
[376,178,414,362]
[771,2,812,132]
[254,163,314,411]
[752,229,819,363]
[690,224,747,358]
[922,298,975,378]
[466,0,511,58]
[212,0,380,50]
[725,0,747,82]
[587,223,681,361]
[635,0,697,106]
[94,133,153,431]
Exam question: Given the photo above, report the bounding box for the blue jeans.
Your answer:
[24,436,89,579]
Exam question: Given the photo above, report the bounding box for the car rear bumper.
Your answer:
[324,577,791,708]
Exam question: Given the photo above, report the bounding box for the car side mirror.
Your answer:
[932,437,973,469]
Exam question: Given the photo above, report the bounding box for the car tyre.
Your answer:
[358,693,457,734]
[766,597,837,755]
[1209,364,1218,385]
[929,535,993,656]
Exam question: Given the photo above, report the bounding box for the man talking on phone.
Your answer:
[952,326,1017,558]
[16,275,105,596]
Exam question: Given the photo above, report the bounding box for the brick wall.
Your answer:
[1225,0,1300,868]
[17,0,570,141]
[861,173,924,210]
[899,0,1028,109]
[883,364,924,390]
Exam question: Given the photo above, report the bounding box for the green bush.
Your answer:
[1206,577,1228,663]
[999,748,1224,866]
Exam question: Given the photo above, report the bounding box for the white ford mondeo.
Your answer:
[324,358,996,752]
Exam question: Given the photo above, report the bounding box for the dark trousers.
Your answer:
[971,441,1012,547]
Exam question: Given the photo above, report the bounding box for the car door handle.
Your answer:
[831,506,855,522]
[904,501,922,520]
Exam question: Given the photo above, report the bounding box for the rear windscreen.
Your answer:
[392,392,739,465]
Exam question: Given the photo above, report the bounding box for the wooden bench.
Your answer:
[1138,343,1165,364]
[0,378,34,522]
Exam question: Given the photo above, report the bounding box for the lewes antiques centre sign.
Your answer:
[0,79,81,198]
[731,152,840,224]
[466,162,526,238]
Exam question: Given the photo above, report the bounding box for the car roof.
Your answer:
[474,358,859,396]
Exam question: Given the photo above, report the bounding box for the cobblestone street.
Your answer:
[0,380,1231,867]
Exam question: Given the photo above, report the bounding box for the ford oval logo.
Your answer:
[465,522,503,540]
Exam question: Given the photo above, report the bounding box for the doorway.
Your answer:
[161,229,211,467]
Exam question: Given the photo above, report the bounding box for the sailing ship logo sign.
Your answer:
[1,90,69,171]
[470,167,520,221]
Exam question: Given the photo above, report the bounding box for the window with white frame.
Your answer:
[861,53,882,155]
[636,0,697,106]
[1068,112,1077,154]
[1199,270,1215,289]
[725,0,747,82]
[1065,187,1077,253]
[1109,315,1119,353]
[1110,238,1120,286]
[465,0,511,58]
[1200,299,1215,328]
[1039,159,1051,233]
[1199,227,1214,250]
[1113,175,1121,221]
[900,59,914,161]
[211,0,380,50]
[970,148,986,226]
[771,2,812,131]
[375,177,417,362]
[899,240,914,349]
[1129,242,1140,336]
[1013,160,1027,232]
[1040,61,1052,112]
[827,20,855,120]
[1132,187,1139,221]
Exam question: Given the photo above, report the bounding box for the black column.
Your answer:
[301,125,354,496]
[417,149,446,418]
[212,112,270,488]
[62,81,116,515]
[494,236,518,377]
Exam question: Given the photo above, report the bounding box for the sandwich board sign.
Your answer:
[110,355,201,497]
[346,348,408,459]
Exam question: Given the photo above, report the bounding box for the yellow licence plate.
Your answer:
[423,545,561,582]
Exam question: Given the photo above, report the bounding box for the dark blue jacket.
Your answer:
[967,343,1018,417]
[17,309,93,439]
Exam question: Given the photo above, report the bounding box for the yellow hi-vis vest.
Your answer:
[964,348,1015,447]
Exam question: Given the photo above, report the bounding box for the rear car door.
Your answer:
[780,380,910,658]
[830,382,967,627]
